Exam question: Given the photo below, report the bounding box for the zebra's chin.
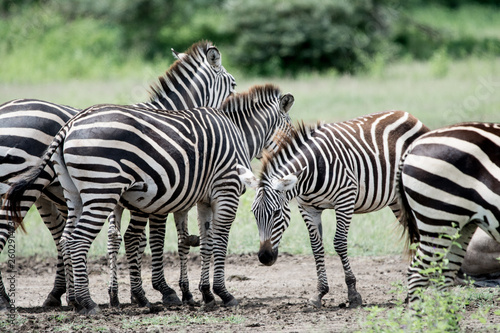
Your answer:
[258,240,279,266]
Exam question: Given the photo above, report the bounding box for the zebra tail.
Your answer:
[396,147,420,261]
[3,114,73,231]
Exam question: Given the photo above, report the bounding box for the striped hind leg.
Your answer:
[124,212,151,307]
[107,206,123,307]
[407,222,475,302]
[333,205,362,308]
[197,202,215,306]
[298,205,329,308]
[174,210,195,305]
[0,207,15,311]
[148,215,181,306]
[70,197,120,315]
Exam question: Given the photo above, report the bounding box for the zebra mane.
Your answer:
[148,40,215,103]
[260,121,323,182]
[220,84,281,113]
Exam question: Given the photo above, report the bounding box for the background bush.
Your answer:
[0,0,498,80]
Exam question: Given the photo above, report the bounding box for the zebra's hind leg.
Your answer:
[124,213,151,308]
[107,206,123,308]
[37,197,67,307]
[149,216,182,307]
[407,223,470,303]
[197,202,216,308]
[333,207,362,308]
[174,211,195,305]
[0,216,13,311]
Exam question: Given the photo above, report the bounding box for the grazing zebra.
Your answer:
[123,84,294,308]
[398,122,500,301]
[238,111,427,308]
[5,85,294,314]
[0,40,236,310]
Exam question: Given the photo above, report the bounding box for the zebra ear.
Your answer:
[207,47,222,68]
[171,48,187,61]
[280,94,294,114]
[272,168,304,191]
[237,164,259,189]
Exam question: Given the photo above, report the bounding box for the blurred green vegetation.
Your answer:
[0,0,498,80]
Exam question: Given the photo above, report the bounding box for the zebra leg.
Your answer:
[211,199,239,307]
[107,206,123,308]
[197,202,216,307]
[0,214,14,311]
[149,216,182,306]
[174,210,195,305]
[333,207,362,307]
[407,224,464,302]
[299,206,329,308]
[124,213,151,307]
[37,196,67,307]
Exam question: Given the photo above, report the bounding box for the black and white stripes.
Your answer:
[239,110,427,308]
[399,122,500,300]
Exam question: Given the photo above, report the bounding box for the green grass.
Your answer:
[1,55,499,261]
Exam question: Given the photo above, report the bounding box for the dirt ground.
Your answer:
[2,253,500,332]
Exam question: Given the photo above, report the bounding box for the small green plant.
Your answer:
[358,226,500,332]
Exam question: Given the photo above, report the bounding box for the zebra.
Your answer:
[398,122,500,301]
[0,40,236,310]
[122,84,294,308]
[4,84,294,314]
[238,111,427,308]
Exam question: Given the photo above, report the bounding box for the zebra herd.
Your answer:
[1,40,499,314]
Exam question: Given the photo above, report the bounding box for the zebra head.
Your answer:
[238,165,303,266]
[261,92,295,158]
[150,40,237,109]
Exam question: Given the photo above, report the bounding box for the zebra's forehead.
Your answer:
[252,183,283,212]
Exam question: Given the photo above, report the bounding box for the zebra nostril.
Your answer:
[258,240,278,266]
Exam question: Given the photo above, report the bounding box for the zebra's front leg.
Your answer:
[149,216,182,306]
[211,200,239,307]
[197,202,216,307]
[334,208,362,308]
[174,211,194,305]
[124,213,151,307]
[107,206,123,308]
[299,206,329,308]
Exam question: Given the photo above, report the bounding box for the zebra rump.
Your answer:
[399,122,500,301]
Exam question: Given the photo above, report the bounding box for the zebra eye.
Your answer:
[272,210,280,219]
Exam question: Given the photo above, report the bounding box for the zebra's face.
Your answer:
[261,93,294,158]
[204,47,237,108]
[238,165,303,266]
[251,185,292,266]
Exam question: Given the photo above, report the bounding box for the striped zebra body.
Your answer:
[239,111,427,308]
[0,40,236,309]
[400,122,500,300]
[0,99,78,309]
[124,85,294,307]
[5,85,294,314]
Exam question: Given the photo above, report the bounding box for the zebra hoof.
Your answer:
[223,297,238,307]
[308,297,322,308]
[163,292,182,306]
[182,292,195,306]
[131,291,151,308]
[348,293,362,308]
[77,304,101,315]
[108,291,120,308]
[42,293,62,307]
[0,296,9,312]
[199,300,217,312]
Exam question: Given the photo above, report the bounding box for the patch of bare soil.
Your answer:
[2,253,499,332]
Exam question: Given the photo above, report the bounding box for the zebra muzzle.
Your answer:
[258,239,278,266]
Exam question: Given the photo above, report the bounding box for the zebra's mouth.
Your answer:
[258,240,279,266]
